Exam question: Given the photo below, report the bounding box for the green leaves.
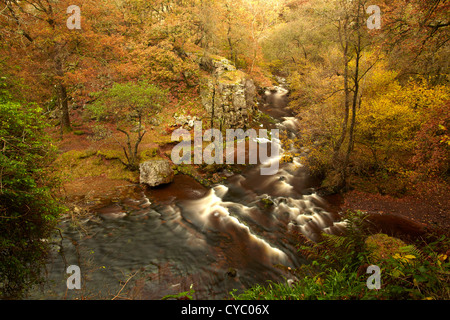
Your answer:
[91,81,168,123]
[0,99,62,298]
[87,81,168,170]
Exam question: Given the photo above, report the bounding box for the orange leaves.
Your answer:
[0,0,134,107]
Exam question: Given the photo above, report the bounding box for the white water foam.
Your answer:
[182,185,290,266]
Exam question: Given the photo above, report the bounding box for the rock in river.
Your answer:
[139,159,175,187]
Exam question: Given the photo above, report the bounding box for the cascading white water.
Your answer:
[175,85,344,262]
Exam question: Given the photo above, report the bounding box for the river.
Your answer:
[30,83,347,300]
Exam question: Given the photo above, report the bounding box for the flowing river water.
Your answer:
[31,84,348,300]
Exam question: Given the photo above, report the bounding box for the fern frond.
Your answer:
[321,233,348,249]
[399,245,427,261]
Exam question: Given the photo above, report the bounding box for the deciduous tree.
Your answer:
[89,81,168,170]
[0,0,127,130]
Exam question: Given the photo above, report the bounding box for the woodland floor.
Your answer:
[340,183,450,239]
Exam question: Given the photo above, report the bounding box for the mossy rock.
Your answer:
[175,164,197,176]
[365,233,407,264]
[210,54,227,61]
[175,164,213,187]
[257,111,277,124]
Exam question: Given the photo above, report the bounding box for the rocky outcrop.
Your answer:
[139,159,174,187]
[198,56,257,129]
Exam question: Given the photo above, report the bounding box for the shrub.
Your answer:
[91,81,168,171]
[0,100,64,298]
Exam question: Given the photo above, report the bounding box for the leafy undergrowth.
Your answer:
[230,211,450,300]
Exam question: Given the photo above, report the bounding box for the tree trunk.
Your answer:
[342,2,364,188]
[210,81,216,129]
[334,20,350,159]
[133,114,147,168]
[54,52,70,131]
[58,83,71,130]
[344,44,361,171]
[117,114,146,172]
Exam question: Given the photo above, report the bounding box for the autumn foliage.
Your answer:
[268,0,450,193]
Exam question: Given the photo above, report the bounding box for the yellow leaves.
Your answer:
[280,152,294,163]
[364,64,399,98]
[439,135,450,145]
[392,78,450,114]
[391,253,417,279]
[393,253,416,265]
[438,254,448,261]
[315,277,324,286]
[437,254,448,267]
[354,72,450,177]
[437,125,450,146]
[392,253,416,260]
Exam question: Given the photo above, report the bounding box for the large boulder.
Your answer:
[139,159,174,187]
